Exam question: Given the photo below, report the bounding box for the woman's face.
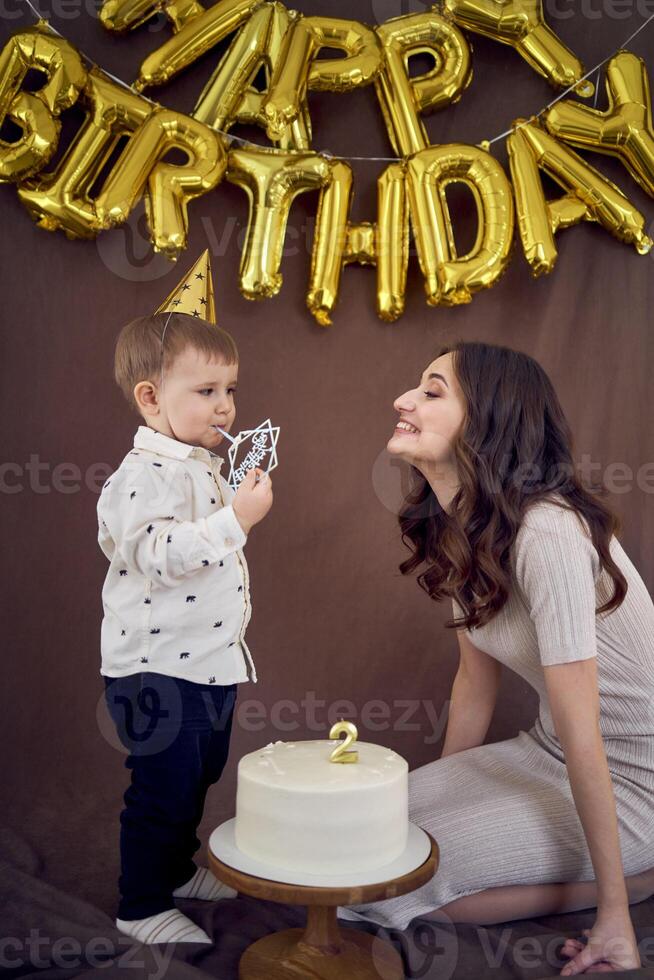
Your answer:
[387,353,467,468]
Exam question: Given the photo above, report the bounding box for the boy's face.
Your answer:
[140,345,238,451]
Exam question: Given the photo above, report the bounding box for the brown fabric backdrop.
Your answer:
[2,0,653,924]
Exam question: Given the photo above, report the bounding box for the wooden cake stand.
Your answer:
[208,827,439,980]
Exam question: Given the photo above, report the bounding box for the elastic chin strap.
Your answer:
[159,311,180,443]
[158,368,179,443]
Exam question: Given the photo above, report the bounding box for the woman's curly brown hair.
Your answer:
[398,341,627,631]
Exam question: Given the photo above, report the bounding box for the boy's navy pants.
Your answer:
[103,671,237,920]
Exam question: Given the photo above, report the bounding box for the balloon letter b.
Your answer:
[0,26,86,182]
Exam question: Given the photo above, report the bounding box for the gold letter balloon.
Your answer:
[442,0,587,90]
[508,118,652,275]
[0,25,86,182]
[407,144,515,305]
[374,10,472,157]
[0,7,652,323]
[544,52,654,198]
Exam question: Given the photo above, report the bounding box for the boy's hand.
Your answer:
[232,468,273,535]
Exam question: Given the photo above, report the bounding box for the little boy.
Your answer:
[97,312,272,944]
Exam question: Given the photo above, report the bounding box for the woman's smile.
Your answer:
[394,419,421,436]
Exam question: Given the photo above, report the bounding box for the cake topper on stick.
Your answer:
[212,418,280,492]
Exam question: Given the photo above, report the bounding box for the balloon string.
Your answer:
[485,10,654,147]
[22,0,46,20]
[158,307,172,408]
[593,66,601,109]
[18,0,654,160]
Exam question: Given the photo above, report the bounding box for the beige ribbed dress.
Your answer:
[338,494,654,931]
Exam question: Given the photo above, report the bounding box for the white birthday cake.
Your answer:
[234,736,409,875]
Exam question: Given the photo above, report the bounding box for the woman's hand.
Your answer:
[560,911,641,974]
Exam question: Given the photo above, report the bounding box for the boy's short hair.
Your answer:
[114,312,239,413]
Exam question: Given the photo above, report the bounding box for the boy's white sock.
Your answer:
[173,866,238,901]
[115,909,212,944]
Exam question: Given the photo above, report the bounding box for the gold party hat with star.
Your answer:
[154,249,216,323]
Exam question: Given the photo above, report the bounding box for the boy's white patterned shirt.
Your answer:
[97,425,257,685]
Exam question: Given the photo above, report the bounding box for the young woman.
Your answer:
[338,341,654,975]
